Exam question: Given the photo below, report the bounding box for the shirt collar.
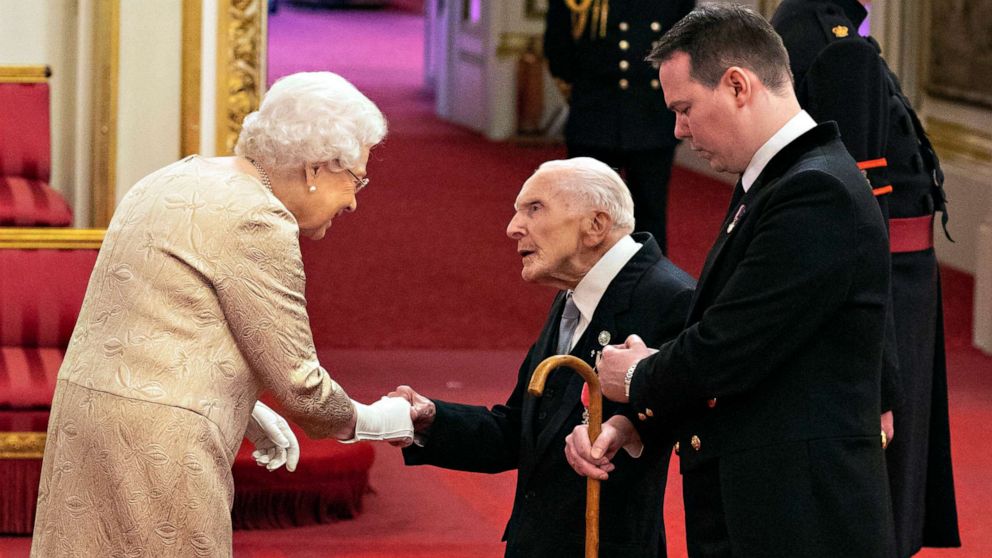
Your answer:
[570,235,642,324]
[741,110,817,192]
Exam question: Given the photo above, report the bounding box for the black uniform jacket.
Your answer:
[772,1,960,552]
[544,0,694,150]
[629,124,896,557]
[404,233,694,558]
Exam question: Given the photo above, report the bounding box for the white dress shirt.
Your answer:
[566,234,642,352]
[741,110,817,192]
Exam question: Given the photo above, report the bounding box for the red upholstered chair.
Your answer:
[0,65,74,228]
[0,232,375,533]
[0,237,100,534]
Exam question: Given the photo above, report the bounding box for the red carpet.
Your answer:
[2,4,988,557]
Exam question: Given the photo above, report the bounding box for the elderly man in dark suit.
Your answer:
[771,2,960,555]
[391,157,694,558]
[567,5,897,557]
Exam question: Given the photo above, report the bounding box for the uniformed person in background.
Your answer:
[544,0,695,253]
[771,1,960,556]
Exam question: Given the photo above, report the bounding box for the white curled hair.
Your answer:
[235,72,387,171]
[536,157,635,234]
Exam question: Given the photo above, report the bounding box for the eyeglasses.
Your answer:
[346,169,369,193]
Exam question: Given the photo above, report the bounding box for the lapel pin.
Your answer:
[727,204,746,234]
[597,330,611,346]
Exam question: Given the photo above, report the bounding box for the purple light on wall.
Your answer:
[859,3,871,36]
[469,0,481,23]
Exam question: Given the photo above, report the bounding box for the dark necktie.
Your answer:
[729,177,745,213]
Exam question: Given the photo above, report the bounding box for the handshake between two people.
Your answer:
[245,334,658,475]
[245,395,424,473]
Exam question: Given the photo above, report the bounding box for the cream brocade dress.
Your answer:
[30,156,353,557]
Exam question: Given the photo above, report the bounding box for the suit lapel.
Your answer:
[520,292,567,468]
[688,123,841,320]
[689,189,748,316]
[532,312,618,460]
[530,234,661,462]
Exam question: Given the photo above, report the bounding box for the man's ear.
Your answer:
[584,210,613,246]
[723,66,751,107]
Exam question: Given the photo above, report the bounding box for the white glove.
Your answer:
[245,400,300,472]
[341,397,414,446]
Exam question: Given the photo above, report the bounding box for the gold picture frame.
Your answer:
[0,228,105,250]
[923,0,992,109]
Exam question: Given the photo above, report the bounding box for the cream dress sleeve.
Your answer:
[208,181,354,439]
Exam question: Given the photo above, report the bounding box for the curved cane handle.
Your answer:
[529,354,601,558]
[529,355,602,442]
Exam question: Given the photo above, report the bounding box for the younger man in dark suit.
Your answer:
[568,5,897,556]
[391,157,694,557]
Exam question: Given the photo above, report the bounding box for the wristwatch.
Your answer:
[624,362,638,399]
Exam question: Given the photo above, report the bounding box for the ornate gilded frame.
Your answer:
[215,0,267,155]
[91,0,120,228]
[0,1,265,453]
[921,0,992,110]
[181,0,203,157]
[919,0,992,166]
[0,228,105,249]
[0,0,264,248]
[0,64,51,83]
[0,432,47,459]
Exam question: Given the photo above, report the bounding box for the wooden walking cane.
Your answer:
[528,355,601,558]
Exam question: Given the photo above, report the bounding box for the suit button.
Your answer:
[650,79,660,90]
[525,490,536,500]
[619,79,629,90]
[650,21,662,32]
[619,60,630,71]
[707,398,717,408]
[637,412,647,421]
[645,408,654,417]
[545,388,555,398]
[674,441,680,455]
[618,21,629,32]
[619,40,630,51]
[538,411,547,420]
[690,435,701,451]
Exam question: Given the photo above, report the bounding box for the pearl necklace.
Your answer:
[247,158,273,193]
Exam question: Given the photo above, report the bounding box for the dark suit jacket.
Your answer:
[404,233,694,558]
[544,0,694,151]
[629,124,896,557]
[772,1,960,553]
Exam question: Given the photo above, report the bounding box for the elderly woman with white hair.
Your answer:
[31,72,412,557]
